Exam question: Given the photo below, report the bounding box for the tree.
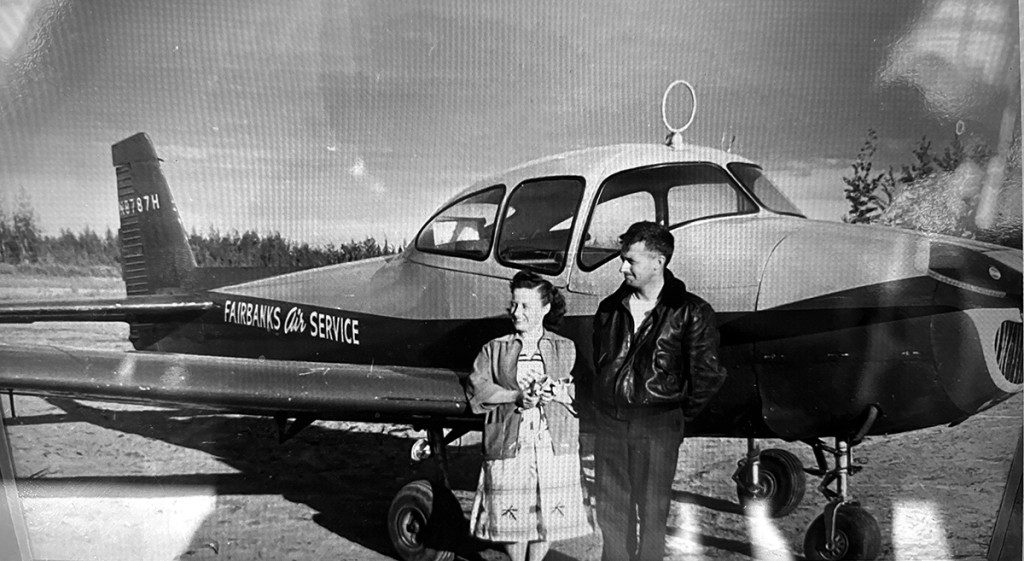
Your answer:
[11,189,40,263]
[842,129,894,224]
[899,136,935,184]
[872,129,1021,248]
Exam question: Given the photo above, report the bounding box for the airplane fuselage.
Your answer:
[6,135,1017,445]
[133,212,1022,441]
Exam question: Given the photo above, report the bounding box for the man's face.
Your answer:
[619,241,665,290]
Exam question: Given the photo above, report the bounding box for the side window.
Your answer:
[496,176,585,274]
[580,191,655,269]
[667,182,751,225]
[580,164,756,270]
[415,185,504,260]
[667,165,756,226]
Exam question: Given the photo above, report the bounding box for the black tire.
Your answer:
[803,504,882,561]
[736,448,807,518]
[386,480,456,561]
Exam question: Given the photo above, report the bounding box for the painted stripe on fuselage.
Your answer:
[132,275,1020,440]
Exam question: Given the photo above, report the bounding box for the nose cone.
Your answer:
[928,241,1023,415]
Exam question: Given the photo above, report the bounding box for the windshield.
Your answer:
[415,186,504,260]
[728,163,805,217]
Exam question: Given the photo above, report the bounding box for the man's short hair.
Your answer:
[619,221,674,264]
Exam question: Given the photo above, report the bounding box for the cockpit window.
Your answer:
[415,185,504,260]
[496,176,585,275]
[579,163,756,270]
[728,163,805,217]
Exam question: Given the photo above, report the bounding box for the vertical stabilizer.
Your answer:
[112,133,196,295]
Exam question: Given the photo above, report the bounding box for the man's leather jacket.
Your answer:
[592,270,726,420]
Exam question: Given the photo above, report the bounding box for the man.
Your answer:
[591,221,727,561]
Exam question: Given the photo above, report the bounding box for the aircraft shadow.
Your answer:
[10,398,492,560]
[9,400,779,560]
[671,489,744,515]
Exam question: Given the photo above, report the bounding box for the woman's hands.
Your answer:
[516,388,542,410]
[516,377,573,410]
[548,379,574,405]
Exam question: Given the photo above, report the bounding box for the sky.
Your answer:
[0,0,1019,245]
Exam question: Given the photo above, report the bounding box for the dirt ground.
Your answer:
[0,274,1021,561]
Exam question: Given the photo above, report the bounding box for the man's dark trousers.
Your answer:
[594,405,684,561]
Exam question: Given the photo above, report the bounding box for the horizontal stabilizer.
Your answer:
[0,297,214,323]
[0,345,470,422]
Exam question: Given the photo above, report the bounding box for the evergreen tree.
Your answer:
[12,189,40,263]
[842,129,894,223]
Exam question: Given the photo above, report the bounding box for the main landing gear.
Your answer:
[387,425,469,561]
[733,407,883,560]
[733,440,807,518]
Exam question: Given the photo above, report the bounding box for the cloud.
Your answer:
[0,0,39,57]
[878,0,1018,117]
[348,157,365,177]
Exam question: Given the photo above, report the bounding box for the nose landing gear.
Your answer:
[802,438,881,560]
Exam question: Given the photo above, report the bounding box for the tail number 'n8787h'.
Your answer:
[0,85,1019,560]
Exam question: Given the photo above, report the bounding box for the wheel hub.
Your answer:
[397,508,426,548]
[753,471,777,499]
[822,530,849,559]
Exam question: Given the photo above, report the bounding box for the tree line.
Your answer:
[187,228,400,268]
[0,194,400,275]
[843,128,1022,248]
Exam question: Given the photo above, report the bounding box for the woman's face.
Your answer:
[509,286,550,335]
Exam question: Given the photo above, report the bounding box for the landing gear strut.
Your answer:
[386,425,469,561]
[802,437,881,560]
[802,404,883,561]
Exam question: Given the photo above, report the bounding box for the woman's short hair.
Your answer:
[510,270,566,328]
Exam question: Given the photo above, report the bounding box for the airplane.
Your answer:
[0,91,1020,560]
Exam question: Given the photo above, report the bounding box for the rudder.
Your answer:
[112,133,196,295]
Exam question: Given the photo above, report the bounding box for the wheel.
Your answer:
[736,448,807,518]
[386,480,456,561]
[803,504,882,560]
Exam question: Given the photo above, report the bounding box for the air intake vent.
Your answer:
[995,320,1022,385]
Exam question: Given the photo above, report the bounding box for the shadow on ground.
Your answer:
[11,398,497,560]
[10,399,801,560]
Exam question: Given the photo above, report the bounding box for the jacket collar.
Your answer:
[496,330,555,387]
[496,330,556,344]
[614,269,688,310]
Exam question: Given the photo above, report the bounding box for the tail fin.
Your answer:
[112,133,197,296]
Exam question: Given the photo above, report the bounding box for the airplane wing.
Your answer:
[0,344,470,424]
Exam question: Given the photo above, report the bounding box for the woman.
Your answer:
[466,270,593,561]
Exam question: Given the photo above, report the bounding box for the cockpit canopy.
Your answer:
[415,153,803,276]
